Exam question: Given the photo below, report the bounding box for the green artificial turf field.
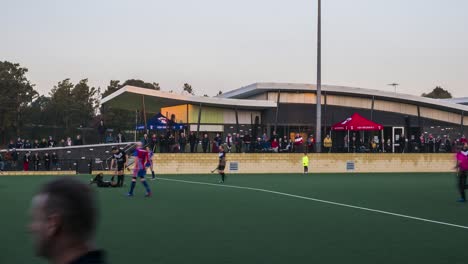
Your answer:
[1,172,468,264]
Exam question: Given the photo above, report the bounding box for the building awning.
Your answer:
[101,85,277,113]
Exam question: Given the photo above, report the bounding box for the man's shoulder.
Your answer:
[69,250,106,264]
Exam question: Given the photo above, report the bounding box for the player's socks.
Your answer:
[142,180,151,193]
[151,171,155,178]
[111,176,115,181]
[221,173,225,182]
[129,181,136,194]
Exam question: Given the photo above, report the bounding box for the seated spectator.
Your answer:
[106,132,114,143]
[16,137,23,149]
[33,139,40,148]
[116,132,126,143]
[66,137,73,146]
[59,139,66,147]
[24,140,32,149]
[39,138,47,148]
[48,136,56,147]
[271,138,279,153]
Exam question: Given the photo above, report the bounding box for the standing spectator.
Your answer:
[33,139,40,148]
[370,139,378,153]
[188,131,198,153]
[385,138,392,153]
[427,134,435,153]
[51,152,59,170]
[243,133,251,153]
[435,136,442,153]
[225,133,233,153]
[323,135,332,153]
[216,133,223,147]
[12,149,19,170]
[74,135,83,145]
[202,133,210,153]
[460,135,468,145]
[149,134,157,152]
[445,136,452,153]
[344,134,349,152]
[271,138,279,152]
[168,134,177,152]
[66,137,73,146]
[141,133,149,146]
[294,133,304,153]
[59,139,66,147]
[8,139,15,149]
[44,153,51,171]
[159,134,167,153]
[33,152,41,171]
[48,136,56,148]
[179,133,187,153]
[270,130,279,143]
[262,132,268,142]
[116,132,126,143]
[0,152,5,172]
[98,120,106,143]
[234,133,242,153]
[23,152,31,171]
[16,137,24,149]
[419,133,426,153]
[307,135,315,153]
[105,132,114,143]
[24,140,32,149]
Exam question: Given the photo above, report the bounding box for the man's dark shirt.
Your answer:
[69,250,106,264]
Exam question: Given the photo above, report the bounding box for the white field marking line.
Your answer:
[157,177,468,230]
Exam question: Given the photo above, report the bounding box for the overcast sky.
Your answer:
[2,0,467,97]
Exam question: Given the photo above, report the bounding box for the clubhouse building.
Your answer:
[102,82,468,149]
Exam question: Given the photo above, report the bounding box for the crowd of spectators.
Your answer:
[141,130,468,155]
[142,131,319,154]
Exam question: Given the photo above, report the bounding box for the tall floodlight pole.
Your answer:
[315,0,322,153]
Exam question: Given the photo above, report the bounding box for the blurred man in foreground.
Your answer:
[29,177,106,264]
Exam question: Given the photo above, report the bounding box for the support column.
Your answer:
[142,96,148,134]
[417,105,422,133]
[274,91,281,133]
[235,107,240,134]
[461,111,465,135]
[371,96,375,121]
[196,103,202,134]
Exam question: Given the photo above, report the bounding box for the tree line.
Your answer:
[0,61,203,144]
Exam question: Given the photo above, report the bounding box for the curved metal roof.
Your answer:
[101,85,277,112]
[219,82,468,113]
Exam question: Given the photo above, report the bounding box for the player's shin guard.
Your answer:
[129,177,137,194]
[118,175,124,187]
[141,179,151,193]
